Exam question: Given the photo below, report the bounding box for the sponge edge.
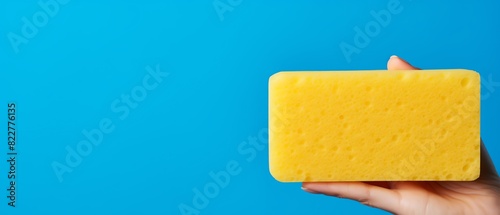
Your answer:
[269,70,480,182]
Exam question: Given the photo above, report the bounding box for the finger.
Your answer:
[365,181,391,189]
[480,139,499,178]
[387,55,420,70]
[302,182,401,214]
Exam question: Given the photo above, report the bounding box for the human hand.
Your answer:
[301,56,500,215]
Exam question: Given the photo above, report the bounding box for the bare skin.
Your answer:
[302,56,500,215]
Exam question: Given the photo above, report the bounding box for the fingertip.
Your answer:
[302,182,336,194]
[387,55,419,70]
[301,182,321,192]
[301,186,320,194]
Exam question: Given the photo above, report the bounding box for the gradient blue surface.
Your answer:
[1,1,499,214]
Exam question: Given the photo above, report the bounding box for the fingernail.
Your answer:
[301,187,320,194]
[390,55,411,65]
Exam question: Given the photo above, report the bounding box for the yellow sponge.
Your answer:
[269,70,480,182]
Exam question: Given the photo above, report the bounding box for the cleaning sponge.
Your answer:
[269,70,480,182]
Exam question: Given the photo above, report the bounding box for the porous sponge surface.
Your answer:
[269,70,480,182]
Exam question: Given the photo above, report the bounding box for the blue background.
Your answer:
[1,0,499,214]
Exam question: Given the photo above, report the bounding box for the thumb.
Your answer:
[387,55,419,70]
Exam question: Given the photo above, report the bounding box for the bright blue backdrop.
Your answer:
[1,1,499,214]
